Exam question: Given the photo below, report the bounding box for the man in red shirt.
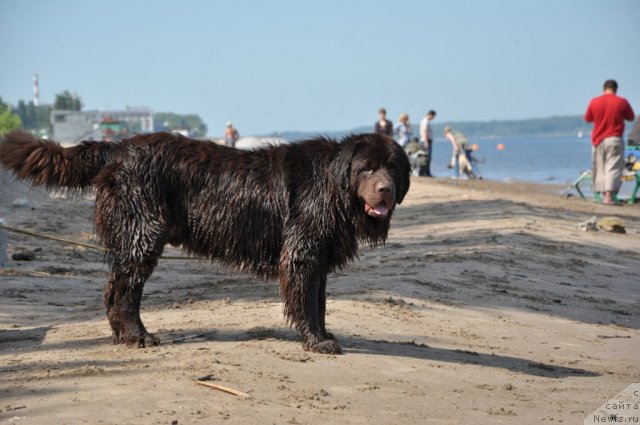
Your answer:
[585,80,635,205]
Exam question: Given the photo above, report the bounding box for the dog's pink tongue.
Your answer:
[373,204,388,216]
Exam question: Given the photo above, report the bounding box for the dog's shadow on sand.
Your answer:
[163,327,598,379]
[0,326,597,378]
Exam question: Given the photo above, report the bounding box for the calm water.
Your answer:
[428,135,592,185]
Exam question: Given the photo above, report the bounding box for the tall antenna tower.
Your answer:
[33,74,39,106]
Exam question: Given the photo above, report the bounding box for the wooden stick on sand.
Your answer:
[195,380,248,398]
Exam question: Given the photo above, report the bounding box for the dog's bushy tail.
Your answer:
[0,130,120,191]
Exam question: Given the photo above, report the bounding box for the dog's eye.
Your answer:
[359,167,373,174]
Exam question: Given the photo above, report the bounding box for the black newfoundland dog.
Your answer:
[0,130,410,354]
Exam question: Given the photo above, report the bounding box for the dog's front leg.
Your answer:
[279,242,341,354]
[316,275,336,341]
[299,274,341,354]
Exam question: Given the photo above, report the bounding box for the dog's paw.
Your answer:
[304,338,342,355]
[131,332,160,348]
[112,329,160,348]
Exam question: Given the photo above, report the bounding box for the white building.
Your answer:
[51,107,153,144]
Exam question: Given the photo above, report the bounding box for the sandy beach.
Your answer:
[1,172,639,424]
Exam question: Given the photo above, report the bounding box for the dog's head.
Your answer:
[331,133,411,242]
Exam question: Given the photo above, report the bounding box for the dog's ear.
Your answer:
[330,137,357,190]
[393,147,411,205]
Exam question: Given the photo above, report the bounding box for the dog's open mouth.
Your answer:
[364,202,389,218]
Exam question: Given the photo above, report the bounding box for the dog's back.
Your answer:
[88,132,293,275]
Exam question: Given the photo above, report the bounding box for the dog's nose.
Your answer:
[376,182,392,194]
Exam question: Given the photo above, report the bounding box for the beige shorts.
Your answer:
[592,136,625,192]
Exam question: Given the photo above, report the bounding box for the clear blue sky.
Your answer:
[1,0,638,136]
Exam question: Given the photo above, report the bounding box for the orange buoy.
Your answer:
[471,143,479,151]
[497,143,505,151]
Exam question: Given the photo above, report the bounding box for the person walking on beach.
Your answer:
[419,110,436,177]
[584,79,635,205]
[394,113,412,147]
[224,122,240,147]
[374,108,393,137]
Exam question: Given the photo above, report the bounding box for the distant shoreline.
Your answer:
[265,114,596,141]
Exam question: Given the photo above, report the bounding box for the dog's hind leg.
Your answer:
[95,178,167,348]
[104,257,159,347]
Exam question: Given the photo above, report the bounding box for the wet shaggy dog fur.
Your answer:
[0,130,410,354]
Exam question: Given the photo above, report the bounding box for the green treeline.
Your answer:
[428,115,590,139]
[271,115,593,141]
